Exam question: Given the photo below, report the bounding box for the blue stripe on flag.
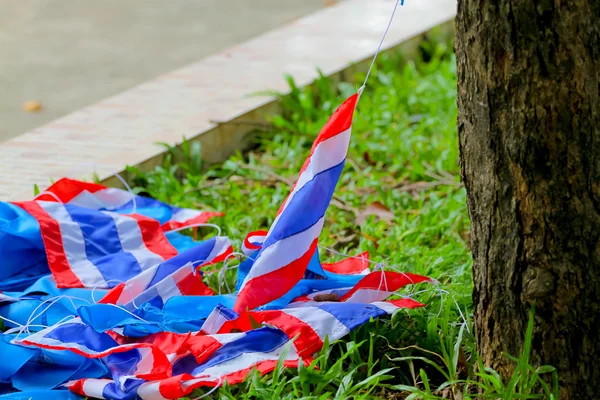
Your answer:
[65,205,123,258]
[44,322,119,353]
[191,327,289,375]
[147,237,216,288]
[315,303,388,330]
[112,196,174,225]
[171,328,288,376]
[261,161,345,249]
[105,350,142,380]
[101,377,143,400]
[65,205,143,283]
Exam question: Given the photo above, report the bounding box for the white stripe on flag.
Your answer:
[106,211,164,270]
[205,237,231,262]
[138,381,168,400]
[169,208,203,223]
[370,301,401,314]
[69,188,134,210]
[270,127,351,231]
[81,379,111,399]
[133,348,156,376]
[187,342,298,381]
[117,266,159,306]
[38,201,106,287]
[239,217,325,293]
[341,288,392,304]
[283,306,349,341]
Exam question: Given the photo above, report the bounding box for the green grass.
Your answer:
[126,31,558,399]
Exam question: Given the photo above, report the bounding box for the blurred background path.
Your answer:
[0,0,326,141]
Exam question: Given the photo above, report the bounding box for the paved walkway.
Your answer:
[0,0,456,201]
[0,0,325,140]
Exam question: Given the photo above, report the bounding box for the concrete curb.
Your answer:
[0,0,456,200]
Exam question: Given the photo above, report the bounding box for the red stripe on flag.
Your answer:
[65,379,87,397]
[387,298,426,309]
[98,283,125,304]
[243,230,268,252]
[200,245,233,269]
[36,178,106,203]
[184,335,224,365]
[339,271,431,302]
[322,251,370,275]
[128,213,178,260]
[158,374,196,399]
[276,94,357,217]
[176,273,215,297]
[245,310,323,358]
[180,360,308,396]
[109,331,192,355]
[13,201,83,288]
[234,239,318,313]
[311,93,358,151]
[162,211,225,231]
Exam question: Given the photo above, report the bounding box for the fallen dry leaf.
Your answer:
[362,151,376,166]
[355,201,395,226]
[362,233,380,248]
[22,100,42,112]
[313,293,340,302]
[457,345,468,378]
[324,0,337,6]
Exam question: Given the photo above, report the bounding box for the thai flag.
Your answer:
[14,318,175,380]
[14,201,179,289]
[241,230,371,279]
[220,298,425,358]
[35,178,223,231]
[234,94,359,312]
[59,299,420,400]
[99,236,233,309]
[64,328,303,400]
[288,271,432,307]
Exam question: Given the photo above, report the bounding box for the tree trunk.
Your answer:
[455,1,600,398]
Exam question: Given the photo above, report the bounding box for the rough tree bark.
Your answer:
[455,1,600,398]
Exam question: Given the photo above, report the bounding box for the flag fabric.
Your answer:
[2,180,225,290]
[234,94,359,313]
[1,95,434,400]
[14,201,178,289]
[35,178,223,231]
[98,236,232,309]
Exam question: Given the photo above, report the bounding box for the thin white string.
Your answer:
[23,295,90,333]
[12,295,91,340]
[358,0,403,95]
[189,259,208,277]
[189,377,223,399]
[217,253,245,294]
[52,315,78,326]
[7,294,151,341]
[90,279,140,309]
[3,324,48,335]
[0,315,46,333]
[317,245,418,293]
[190,251,251,294]
[96,303,151,324]
[436,288,471,334]
[200,251,248,294]
[374,263,390,292]
[33,164,138,216]
[111,172,137,215]
[169,223,222,237]
[35,190,63,203]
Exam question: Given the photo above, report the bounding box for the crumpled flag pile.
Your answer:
[0,94,431,400]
